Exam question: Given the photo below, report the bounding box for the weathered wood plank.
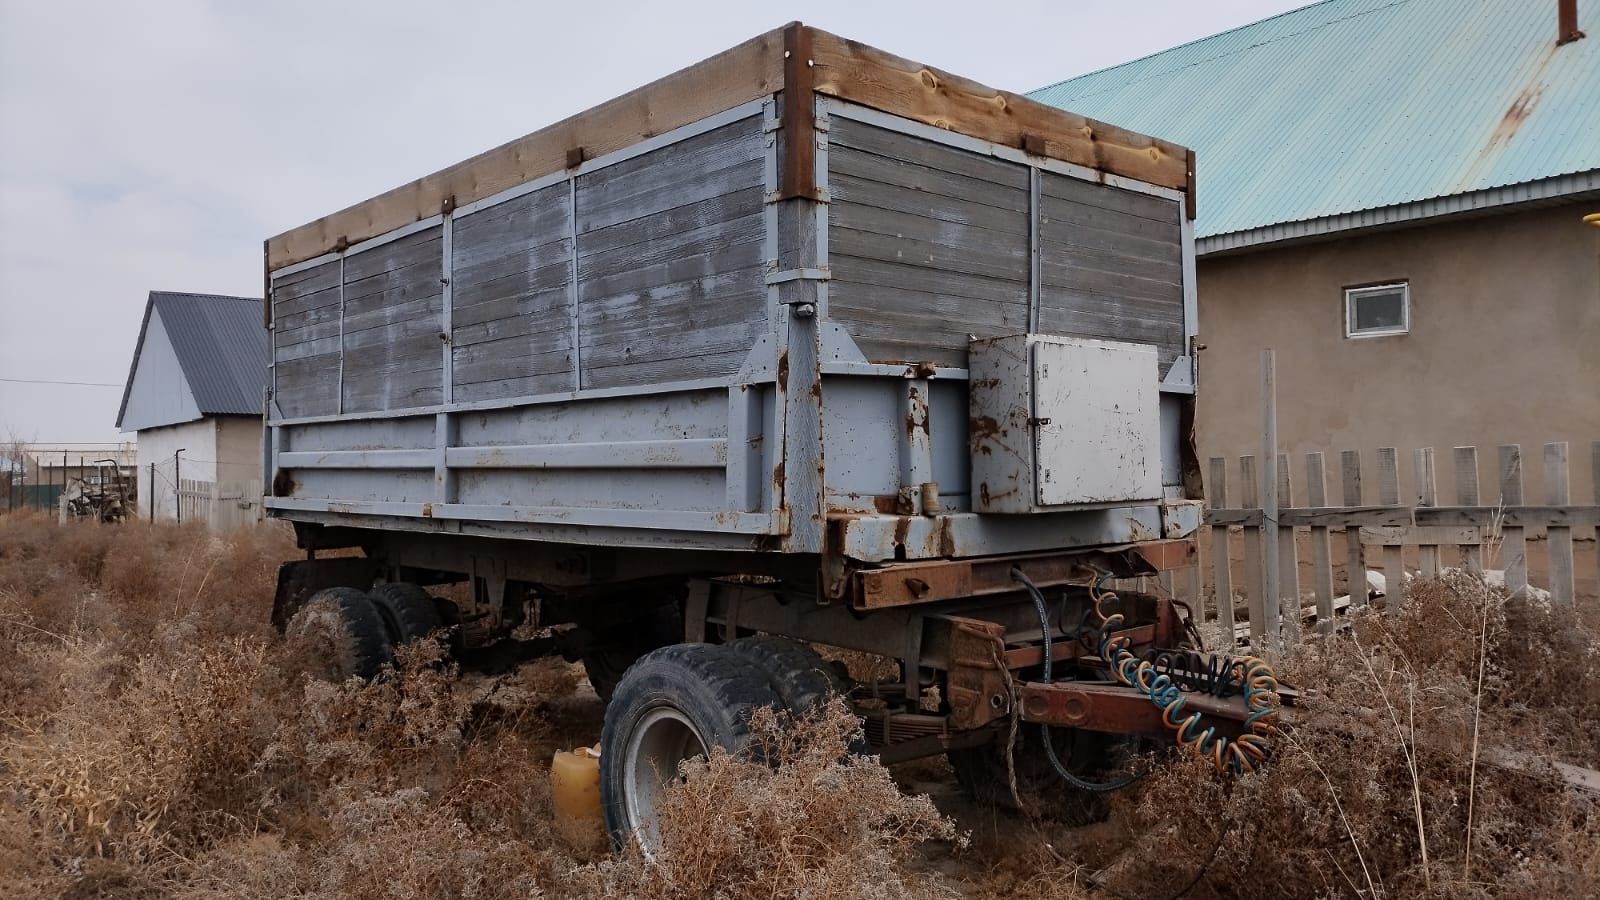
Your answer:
[1546,442,1574,605]
[831,170,1030,235]
[1415,448,1440,577]
[830,203,1029,282]
[1342,450,1367,607]
[833,251,1029,307]
[1205,506,1411,527]
[1377,447,1405,606]
[1239,455,1264,646]
[1276,453,1300,646]
[829,142,1029,213]
[1454,446,1483,573]
[1038,168,1184,222]
[1306,452,1335,634]
[829,116,1032,189]
[266,27,786,269]
[1208,457,1232,637]
[808,27,1190,192]
[1498,445,1528,594]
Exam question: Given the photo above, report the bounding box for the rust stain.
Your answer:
[270,470,297,497]
[1456,46,1555,191]
[871,494,899,515]
[969,415,1003,456]
[776,351,789,393]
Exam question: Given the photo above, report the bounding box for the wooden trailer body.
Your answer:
[262,24,1202,593]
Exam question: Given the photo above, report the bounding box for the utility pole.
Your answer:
[149,462,156,521]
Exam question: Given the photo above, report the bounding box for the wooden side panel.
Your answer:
[1037,172,1184,370]
[272,260,342,418]
[450,184,573,402]
[574,115,768,389]
[808,27,1190,192]
[340,227,445,413]
[827,117,1030,365]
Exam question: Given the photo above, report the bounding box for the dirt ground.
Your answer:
[2,514,1596,898]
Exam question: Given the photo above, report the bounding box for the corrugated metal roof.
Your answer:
[116,292,266,428]
[1029,0,1600,240]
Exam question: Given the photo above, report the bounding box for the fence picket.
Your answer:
[1376,448,1405,606]
[1415,448,1440,578]
[1208,458,1235,641]
[1546,443,1574,605]
[1498,445,1527,595]
[1277,454,1300,645]
[1306,452,1335,634]
[1341,450,1367,607]
[1240,455,1265,646]
[1454,447,1483,573]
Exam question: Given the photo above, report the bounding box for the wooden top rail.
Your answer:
[1206,504,1600,529]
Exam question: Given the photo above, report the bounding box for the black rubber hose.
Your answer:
[1012,567,1141,794]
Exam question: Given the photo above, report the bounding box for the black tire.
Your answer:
[599,643,782,854]
[724,636,851,714]
[582,601,683,702]
[284,587,394,680]
[369,583,441,645]
[948,725,1129,825]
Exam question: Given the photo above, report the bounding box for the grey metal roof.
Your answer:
[115,291,267,429]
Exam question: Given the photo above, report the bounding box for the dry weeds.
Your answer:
[1,514,1595,899]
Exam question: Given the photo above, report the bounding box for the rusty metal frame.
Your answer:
[1017,680,1293,735]
[848,540,1190,609]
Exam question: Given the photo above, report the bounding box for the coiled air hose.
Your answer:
[1012,568,1282,782]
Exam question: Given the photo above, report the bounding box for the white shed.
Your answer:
[116,291,267,524]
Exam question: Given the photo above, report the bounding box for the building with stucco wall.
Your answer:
[1031,0,1599,502]
[116,291,268,522]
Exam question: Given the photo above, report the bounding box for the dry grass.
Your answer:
[2,513,1596,899]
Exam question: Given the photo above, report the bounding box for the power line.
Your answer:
[0,377,123,388]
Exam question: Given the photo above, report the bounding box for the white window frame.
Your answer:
[1344,282,1409,338]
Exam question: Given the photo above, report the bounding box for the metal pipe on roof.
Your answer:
[1560,0,1586,45]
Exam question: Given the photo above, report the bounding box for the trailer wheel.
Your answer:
[284,587,394,680]
[581,600,682,702]
[599,643,781,855]
[948,725,1127,825]
[724,636,852,712]
[369,583,441,645]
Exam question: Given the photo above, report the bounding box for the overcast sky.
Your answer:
[0,0,1304,443]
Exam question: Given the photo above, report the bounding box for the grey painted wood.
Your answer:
[826,117,1030,365]
[572,114,767,389]
[339,226,444,414]
[828,117,1029,190]
[1038,172,1183,369]
[450,182,574,401]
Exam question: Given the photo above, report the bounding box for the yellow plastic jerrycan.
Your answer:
[550,744,605,851]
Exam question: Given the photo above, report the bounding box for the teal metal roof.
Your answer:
[1030,0,1600,244]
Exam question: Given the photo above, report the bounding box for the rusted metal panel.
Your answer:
[1016,681,1279,736]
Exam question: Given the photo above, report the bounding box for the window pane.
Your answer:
[1353,289,1404,332]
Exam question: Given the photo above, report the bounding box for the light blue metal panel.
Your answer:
[1030,0,1600,241]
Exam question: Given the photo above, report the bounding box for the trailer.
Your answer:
[265,23,1279,850]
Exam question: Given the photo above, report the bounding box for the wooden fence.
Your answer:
[177,479,263,532]
[1176,441,1598,652]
